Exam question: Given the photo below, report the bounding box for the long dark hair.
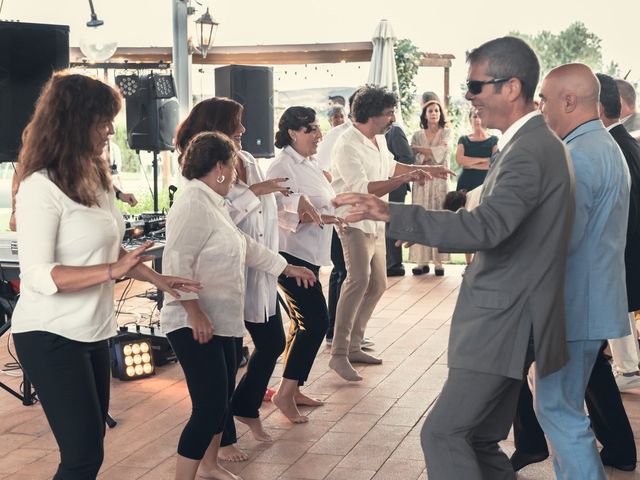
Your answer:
[19,71,121,207]
[175,97,243,163]
[419,100,447,129]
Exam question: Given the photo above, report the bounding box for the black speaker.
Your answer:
[122,74,179,152]
[215,65,274,158]
[0,21,69,163]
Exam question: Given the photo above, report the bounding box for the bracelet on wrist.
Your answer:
[107,263,116,282]
[114,190,122,201]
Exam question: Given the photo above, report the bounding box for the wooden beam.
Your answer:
[70,42,455,68]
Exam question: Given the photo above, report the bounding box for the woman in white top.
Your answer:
[12,72,199,480]
[266,106,343,423]
[410,100,452,276]
[160,131,314,480]
[173,98,290,461]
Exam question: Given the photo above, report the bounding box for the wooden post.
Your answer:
[444,67,450,108]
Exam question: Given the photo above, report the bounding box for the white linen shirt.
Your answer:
[12,171,125,342]
[226,150,279,323]
[160,179,287,337]
[331,125,398,235]
[315,120,352,172]
[266,146,334,266]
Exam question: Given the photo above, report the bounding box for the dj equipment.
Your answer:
[123,212,166,240]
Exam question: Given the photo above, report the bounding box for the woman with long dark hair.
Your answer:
[12,71,199,479]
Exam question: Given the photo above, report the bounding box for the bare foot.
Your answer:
[217,444,249,462]
[295,392,324,407]
[197,463,243,479]
[272,391,309,423]
[235,415,273,442]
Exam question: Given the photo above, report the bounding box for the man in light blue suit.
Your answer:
[536,63,631,479]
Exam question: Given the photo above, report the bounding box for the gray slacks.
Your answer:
[421,368,522,480]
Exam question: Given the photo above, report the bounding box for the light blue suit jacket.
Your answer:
[564,119,630,341]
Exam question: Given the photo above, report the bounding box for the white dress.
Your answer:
[409,127,451,266]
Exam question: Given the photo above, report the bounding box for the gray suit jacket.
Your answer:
[388,115,575,379]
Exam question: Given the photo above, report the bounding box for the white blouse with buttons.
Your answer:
[160,178,287,337]
[12,171,126,342]
[266,145,335,267]
[226,150,280,323]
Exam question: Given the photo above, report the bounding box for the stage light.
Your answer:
[115,75,140,98]
[151,74,176,99]
[110,335,155,381]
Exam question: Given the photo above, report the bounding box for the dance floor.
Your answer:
[0,265,639,479]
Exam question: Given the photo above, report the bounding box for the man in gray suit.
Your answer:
[617,79,640,140]
[333,36,575,480]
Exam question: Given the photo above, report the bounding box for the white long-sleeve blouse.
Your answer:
[226,150,279,323]
[12,171,125,342]
[265,146,334,267]
[159,178,287,337]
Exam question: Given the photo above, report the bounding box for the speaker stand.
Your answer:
[152,151,159,212]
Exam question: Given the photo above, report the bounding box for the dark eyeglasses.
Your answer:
[466,77,510,95]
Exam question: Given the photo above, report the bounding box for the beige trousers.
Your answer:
[331,227,387,356]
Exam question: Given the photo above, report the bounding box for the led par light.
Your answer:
[110,334,155,381]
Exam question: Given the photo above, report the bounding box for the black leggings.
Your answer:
[13,331,110,480]
[278,252,329,385]
[167,329,237,460]
[232,305,286,418]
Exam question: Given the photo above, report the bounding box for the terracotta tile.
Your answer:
[324,467,377,480]
[308,432,364,456]
[238,462,288,480]
[252,440,314,464]
[372,458,425,480]
[280,453,342,479]
[0,448,50,475]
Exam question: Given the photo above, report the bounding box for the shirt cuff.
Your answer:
[21,263,60,295]
[164,290,200,307]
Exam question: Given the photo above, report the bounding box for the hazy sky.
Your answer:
[3,0,639,100]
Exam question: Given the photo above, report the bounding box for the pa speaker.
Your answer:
[0,21,69,163]
[215,65,274,158]
[123,74,179,152]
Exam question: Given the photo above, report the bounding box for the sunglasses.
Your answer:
[466,77,510,95]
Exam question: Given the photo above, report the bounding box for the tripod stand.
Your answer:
[0,311,35,406]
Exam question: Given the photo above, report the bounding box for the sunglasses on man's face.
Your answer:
[466,77,510,95]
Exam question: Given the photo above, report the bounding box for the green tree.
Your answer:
[510,22,603,77]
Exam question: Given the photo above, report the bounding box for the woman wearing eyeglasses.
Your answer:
[409,100,452,276]
[266,106,342,423]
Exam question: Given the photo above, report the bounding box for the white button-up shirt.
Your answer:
[160,179,287,337]
[226,150,279,323]
[331,125,398,235]
[12,171,125,342]
[315,120,352,172]
[266,146,334,266]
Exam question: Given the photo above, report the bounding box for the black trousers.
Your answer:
[231,305,286,419]
[385,186,407,268]
[514,342,636,464]
[167,329,237,459]
[13,331,110,480]
[327,229,346,340]
[278,252,329,385]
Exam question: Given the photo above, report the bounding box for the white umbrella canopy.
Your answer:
[367,19,404,125]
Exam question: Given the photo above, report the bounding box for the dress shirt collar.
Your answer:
[348,124,382,151]
[606,120,622,132]
[621,114,632,124]
[284,145,315,163]
[563,119,603,144]
[239,149,256,166]
[187,178,226,207]
[497,110,541,152]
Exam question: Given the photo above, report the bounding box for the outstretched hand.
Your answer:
[332,193,391,223]
[249,177,292,196]
[283,265,316,288]
[425,165,456,179]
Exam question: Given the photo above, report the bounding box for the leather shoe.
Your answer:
[510,450,549,471]
[412,265,429,275]
[386,265,405,277]
[434,267,445,276]
[601,451,636,471]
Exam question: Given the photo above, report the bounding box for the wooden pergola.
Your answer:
[70,41,455,103]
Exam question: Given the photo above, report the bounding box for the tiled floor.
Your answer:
[1,265,639,479]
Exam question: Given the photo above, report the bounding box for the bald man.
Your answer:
[531,64,631,480]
